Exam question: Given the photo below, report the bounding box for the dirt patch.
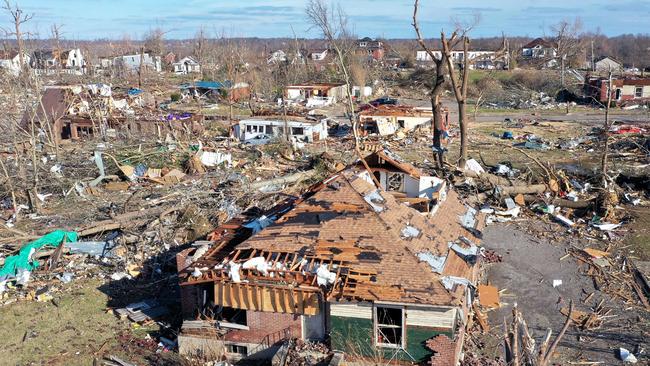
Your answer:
[482,223,649,364]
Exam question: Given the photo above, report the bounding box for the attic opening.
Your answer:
[375,305,404,348]
[387,172,405,192]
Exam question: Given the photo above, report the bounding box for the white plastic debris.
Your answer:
[242,256,270,276]
[552,279,562,288]
[401,225,420,239]
[316,264,336,286]
[553,214,575,227]
[593,223,621,231]
[198,150,232,167]
[464,159,485,174]
[228,262,242,283]
[243,215,276,234]
[111,272,130,281]
[619,348,638,363]
[191,267,202,278]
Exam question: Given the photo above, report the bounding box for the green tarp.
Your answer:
[0,230,78,279]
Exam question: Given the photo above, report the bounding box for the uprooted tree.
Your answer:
[412,0,448,169]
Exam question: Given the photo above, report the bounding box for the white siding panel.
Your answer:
[330,302,373,319]
[405,306,455,328]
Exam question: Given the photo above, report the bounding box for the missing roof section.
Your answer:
[364,189,385,212]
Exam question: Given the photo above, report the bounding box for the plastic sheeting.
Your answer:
[242,256,270,276]
[363,189,385,212]
[0,230,78,281]
[198,151,232,167]
[440,276,472,291]
[316,264,336,286]
[243,215,276,234]
[417,251,447,274]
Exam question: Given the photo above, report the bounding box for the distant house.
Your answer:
[101,52,162,73]
[31,48,86,74]
[359,105,446,136]
[180,80,250,102]
[0,50,30,75]
[236,117,328,143]
[594,57,623,72]
[172,56,201,74]
[284,82,347,108]
[416,50,507,70]
[356,37,385,61]
[585,75,650,105]
[267,50,287,64]
[521,38,557,59]
[309,49,329,61]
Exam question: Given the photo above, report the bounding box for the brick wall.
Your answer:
[224,310,302,345]
[426,334,459,366]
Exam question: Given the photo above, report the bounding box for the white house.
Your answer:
[0,51,30,75]
[285,83,347,108]
[267,50,287,64]
[359,105,436,136]
[104,52,162,73]
[309,49,329,61]
[522,38,557,59]
[237,118,328,143]
[61,48,85,69]
[31,48,85,74]
[172,56,201,74]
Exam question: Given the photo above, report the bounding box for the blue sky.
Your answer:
[2,0,649,40]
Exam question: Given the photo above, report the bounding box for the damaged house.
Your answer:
[359,105,446,137]
[176,150,484,365]
[585,75,650,106]
[285,83,348,108]
[235,117,328,143]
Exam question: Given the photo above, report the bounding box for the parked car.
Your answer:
[243,134,273,145]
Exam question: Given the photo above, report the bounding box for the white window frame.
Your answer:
[635,86,643,98]
[373,304,405,349]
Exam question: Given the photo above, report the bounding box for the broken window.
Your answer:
[387,172,404,192]
[220,306,247,326]
[635,87,643,98]
[246,125,252,132]
[265,125,273,134]
[291,127,304,135]
[227,344,248,355]
[397,120,405,129]
[375,306,403,348]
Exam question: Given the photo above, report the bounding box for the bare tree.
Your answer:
[143,27,165,56]
[306,0,380,187]
[441,29,472,167]
[50,23,63,74]
[194,26,207,64]
[2,0,33,73]
[600,70,614,187]
[412,0,449,168]
[552,18,585,86]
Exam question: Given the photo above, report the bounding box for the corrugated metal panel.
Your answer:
[405,307,455,328]
[330,302,372,319]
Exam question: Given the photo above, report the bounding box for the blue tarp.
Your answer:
[127,88,144,96]
[180,81,232,90]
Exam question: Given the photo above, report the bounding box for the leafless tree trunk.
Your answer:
[51,23,62,75]
[2,0,33,74]
[306,0,380,187]
[441,32,471,167]
[600,70,614,187]
[138,45,144,88]
[412,0,448,169]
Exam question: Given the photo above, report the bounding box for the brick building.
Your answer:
[177,150,484,364]
[585,75,650,105]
